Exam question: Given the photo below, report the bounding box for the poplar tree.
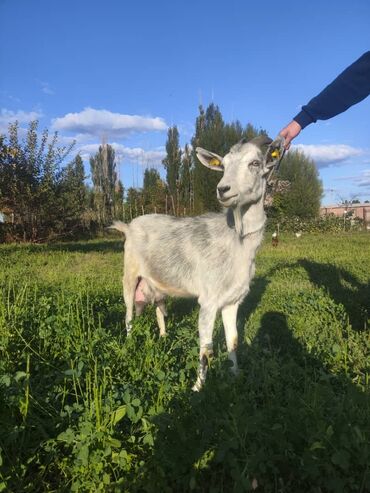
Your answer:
[59,154,87,232]
[162,126,181,213]
[191,104,224,213]
[90,144,118,225]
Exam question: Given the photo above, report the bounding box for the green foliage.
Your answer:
[114,179,125,220]
[0,120,76,241]
[191,104,267,214]
[267,213,364,233]
[162,126,181,210]
[58,154,87,233]
[143,168,166,213]
[0,233,369,491]
[192,104,226,213]
[270,150,323,220]
[90,144,119,226]
[125,186,144,219]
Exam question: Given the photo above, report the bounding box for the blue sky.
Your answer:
[1,0,369,205]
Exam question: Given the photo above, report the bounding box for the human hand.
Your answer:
[279,120,302,149]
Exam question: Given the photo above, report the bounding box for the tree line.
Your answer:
[0,103,323,242]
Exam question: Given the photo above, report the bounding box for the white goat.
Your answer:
[111,135,284,390]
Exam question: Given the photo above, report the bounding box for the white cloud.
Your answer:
[52,107,167,139]
[293,144,364,167]
[0,108,44,126]
[78,142,166,167]
[0,108,44,136]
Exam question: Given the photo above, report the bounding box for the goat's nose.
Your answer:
[217,185,231,197]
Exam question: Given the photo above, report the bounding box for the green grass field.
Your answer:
[0,233,369,492]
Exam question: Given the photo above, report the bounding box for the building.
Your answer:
[320,203,370,227]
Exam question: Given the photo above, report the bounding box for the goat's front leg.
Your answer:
[221,304,239,375]
[192,304,217,391]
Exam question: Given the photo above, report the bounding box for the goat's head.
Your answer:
[196,135,284,209]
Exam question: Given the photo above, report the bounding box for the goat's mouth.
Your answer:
[218,194,238,207]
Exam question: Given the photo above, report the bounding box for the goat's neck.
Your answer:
[229,197,266,239]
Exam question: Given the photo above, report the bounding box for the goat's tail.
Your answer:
[108,221,129,235]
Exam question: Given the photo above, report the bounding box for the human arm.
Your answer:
[280,51,370,148]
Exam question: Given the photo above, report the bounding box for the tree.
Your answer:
[0,120,74,240]
[114,180,125,220]
[126,187,143,219]
[162,126,181,213]
[191,104,226,213]
[90,144,118,226]
[191,104,266,213]
[143,168,166,213]
[59,154,87,233]
[271,149,323,219]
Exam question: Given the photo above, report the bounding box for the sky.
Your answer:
[1,0,369,205]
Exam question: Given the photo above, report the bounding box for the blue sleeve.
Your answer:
[294,51,370,129]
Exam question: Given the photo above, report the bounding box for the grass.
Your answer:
[0,232,369,492]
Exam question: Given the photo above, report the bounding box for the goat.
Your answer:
[111,135,284,390]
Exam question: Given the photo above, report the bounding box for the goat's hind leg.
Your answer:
[123,267,139,335]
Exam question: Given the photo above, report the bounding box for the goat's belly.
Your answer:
[149,278,194,298]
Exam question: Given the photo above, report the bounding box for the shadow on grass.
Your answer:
[238,275,270,330]
[142,311,370,492]
[299,259,370,332]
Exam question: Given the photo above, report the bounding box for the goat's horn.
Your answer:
[249,135,273,149]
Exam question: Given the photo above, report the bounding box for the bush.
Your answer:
[266,214,365,233]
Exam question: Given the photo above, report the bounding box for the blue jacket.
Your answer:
[294,51,370,129]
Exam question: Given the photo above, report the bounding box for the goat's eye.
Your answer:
[249,160,260,168]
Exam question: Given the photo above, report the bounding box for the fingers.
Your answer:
[279,120,302,149]
[279,128,292,149]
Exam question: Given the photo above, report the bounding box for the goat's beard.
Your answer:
[231,191,265,238]
[232,206,244,237]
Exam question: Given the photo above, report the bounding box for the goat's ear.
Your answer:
[196,147,224,172]
[263,136,285,176]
